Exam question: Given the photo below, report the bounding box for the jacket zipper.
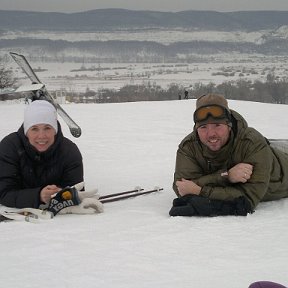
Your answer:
[207,160,212,172]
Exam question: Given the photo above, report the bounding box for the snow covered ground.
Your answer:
[8,57,288,92]
[0,99,288,288]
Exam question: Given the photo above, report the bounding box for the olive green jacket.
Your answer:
[173,110,288,209]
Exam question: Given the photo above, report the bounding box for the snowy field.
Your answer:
[2,26,288,94]
[0,99,288,288]
[6,56,288,92]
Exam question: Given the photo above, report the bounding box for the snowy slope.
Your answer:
[0,100,287,288]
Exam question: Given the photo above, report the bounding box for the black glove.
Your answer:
[169,194,253,217]
[47,186,81,216]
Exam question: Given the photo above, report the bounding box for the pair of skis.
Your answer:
[0,187,163,222]
[10,52,81,138]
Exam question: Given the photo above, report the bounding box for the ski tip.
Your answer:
[70,128,82,138]
[9,51,19,56]
[9,52,23,59]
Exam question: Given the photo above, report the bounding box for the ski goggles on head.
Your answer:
[193,105,231,123]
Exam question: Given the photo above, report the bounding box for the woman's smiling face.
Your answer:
[26,124,56,152]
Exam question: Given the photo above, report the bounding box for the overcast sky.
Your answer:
[2,0,288,13]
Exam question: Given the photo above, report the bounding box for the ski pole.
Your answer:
[101,187,163,203]
[99,187,143,200]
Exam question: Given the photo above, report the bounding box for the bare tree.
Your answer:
[265,74,288,104]
[0,63,16,89]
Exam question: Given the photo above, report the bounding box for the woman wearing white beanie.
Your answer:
[0,100,84,208]
[24,100,58,152]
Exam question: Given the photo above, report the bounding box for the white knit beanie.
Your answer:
[24,100,58,135]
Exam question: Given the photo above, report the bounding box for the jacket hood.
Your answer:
[229,109,248,141]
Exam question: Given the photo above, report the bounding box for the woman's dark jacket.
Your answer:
[173,110,288,210]
[0,123,83,208]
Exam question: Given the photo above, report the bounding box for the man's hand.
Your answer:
[228,163,253,183]
[176,178,202,196]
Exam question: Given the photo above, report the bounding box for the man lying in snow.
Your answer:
[170,93,288,217]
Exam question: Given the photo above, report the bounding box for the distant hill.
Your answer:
[1,9,288,62]
[1,9,288,31]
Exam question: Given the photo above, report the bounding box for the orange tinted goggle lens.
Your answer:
[194,105,226,122]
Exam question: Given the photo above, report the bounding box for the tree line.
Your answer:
[69,74,288,104]
[2,38,288,64]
